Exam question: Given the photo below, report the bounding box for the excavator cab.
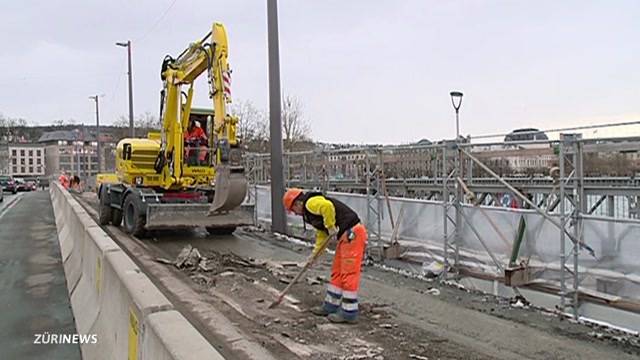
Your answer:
[184,108,212,167]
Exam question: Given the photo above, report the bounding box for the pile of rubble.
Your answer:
[157,244,328,291]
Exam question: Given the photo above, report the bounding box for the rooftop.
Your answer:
[38,129,95,143]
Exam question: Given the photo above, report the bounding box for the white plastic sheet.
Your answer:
[254,185,640,300]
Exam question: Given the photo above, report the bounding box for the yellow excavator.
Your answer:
[98,22,250,236]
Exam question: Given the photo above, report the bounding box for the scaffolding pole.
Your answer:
[365,150,382,259]
[559,138,568,312]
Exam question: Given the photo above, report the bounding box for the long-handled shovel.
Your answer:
[268,234,336,309]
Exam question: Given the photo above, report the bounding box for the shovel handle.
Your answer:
[268,234,336,309]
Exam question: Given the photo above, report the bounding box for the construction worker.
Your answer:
[282,188,367,324]
[185,121,208,165]
[58,171,70,189]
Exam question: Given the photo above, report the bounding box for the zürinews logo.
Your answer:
[34,332,98,345]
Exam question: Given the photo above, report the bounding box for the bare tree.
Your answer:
[114,111,160,130]
[0,114,29,141]
[51,118,77,126]
[229,100,267,144]
[281,95,311,151]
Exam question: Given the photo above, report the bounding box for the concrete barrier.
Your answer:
[88,251,173,360]
[50,182,225,359]
[143,311,225,360]
[64,205,92,295]
[70,226,120,336]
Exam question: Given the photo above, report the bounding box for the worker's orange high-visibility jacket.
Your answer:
[186,127,207,161]
[58,174,70,189]
[187,127,206,142]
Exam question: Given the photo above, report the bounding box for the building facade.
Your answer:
[8,143,46,177]
[0,143,8,175]
[39,129,100,178]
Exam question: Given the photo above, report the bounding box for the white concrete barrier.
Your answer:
[49,182,226,359]
[143,311,225,360]
[88,251,173,360]
[65,206,92,294]
[70,226,120,336]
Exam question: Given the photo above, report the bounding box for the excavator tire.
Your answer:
[98,186,112,226]
[111,209,123,226]
[123,194,146,237]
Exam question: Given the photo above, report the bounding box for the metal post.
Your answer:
[573,139,585,319]
[116,40,135,137]
[449,91,463,273]
[559,137,567,311]
[455,145,463,269]
[89,95,101,173]
[442,146,450,273]
[466,151,473,185]
[267,0,286,233]
[376,151,383,253]
[322,151,328,193]
[302,154,307,182]
[607,195,615,217]
[76,142,81,177]
[126,41,134,137]
[455,111,460,141]
[365,151,382,256]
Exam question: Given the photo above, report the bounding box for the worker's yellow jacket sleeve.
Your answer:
[305,196,336,254]
[313,231,328,255]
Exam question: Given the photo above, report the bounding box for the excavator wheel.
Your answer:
[98,186,112,226]
[111,209,123,226]
[123,193,146,237]
[206,226,236,236]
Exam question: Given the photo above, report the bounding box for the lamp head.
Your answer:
[450,91,463,111]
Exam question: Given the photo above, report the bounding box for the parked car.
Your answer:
[26,180,37,191]
[0,186,3,202]
[15,178,31,192]
[0,175,17,194]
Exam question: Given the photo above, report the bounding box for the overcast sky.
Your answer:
[1,0,638,144]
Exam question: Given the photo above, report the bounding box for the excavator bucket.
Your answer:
[145,203,252,230]
[143,165,251,231]
[210,165,248,214]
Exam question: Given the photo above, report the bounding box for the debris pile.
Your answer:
[156,245,215,284]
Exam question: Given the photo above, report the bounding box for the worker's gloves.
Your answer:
[327,226,339,238]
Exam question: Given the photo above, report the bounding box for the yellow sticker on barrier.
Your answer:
[95,257,102,293]
[128,309,139,360]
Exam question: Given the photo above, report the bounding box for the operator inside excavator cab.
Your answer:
[185,114,210,166]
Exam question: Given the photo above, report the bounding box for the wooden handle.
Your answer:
[268,234,336,309]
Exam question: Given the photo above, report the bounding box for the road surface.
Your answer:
[0,191,80,360]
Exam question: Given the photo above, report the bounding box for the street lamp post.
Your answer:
[116,40,135,137]
[89,95,104,173]
[267,0,286,234]
[450,91,463,140]
[449,90,464,273]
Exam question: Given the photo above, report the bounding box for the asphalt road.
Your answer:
[0,191,80,360]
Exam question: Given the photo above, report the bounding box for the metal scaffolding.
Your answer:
[247,135,640,320]
[364,150,383,259]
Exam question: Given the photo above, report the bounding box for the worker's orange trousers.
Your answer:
[322,223,367,320]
